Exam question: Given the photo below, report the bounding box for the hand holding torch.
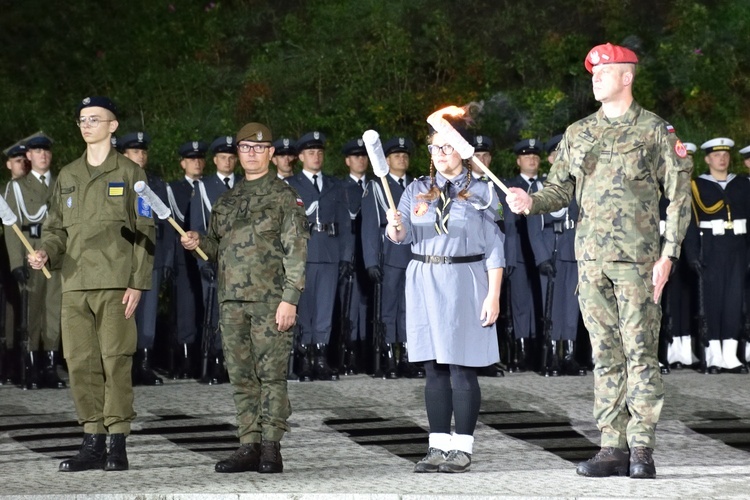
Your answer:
[362,130,401,230]
[0,196,51,279]
[134,181,209,261]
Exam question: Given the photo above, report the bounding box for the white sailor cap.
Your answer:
[739,144,750,159]
[700,137,734,153]
[684,142,697,155]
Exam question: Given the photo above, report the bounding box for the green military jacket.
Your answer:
[4,172,54,270]
[200,171,309,305]
[529,101,693,263]
[41,149,155,291]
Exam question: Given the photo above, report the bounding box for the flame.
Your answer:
[428,105,465,122]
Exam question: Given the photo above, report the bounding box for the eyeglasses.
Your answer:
[237,143,270,153]
[76,116,113,128]
[428,144,455,156]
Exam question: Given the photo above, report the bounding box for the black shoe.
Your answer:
[313,344,339,381]
[343,347,358,376]
[59,434,107,472]
[723,364,749,374]
[215,443,261,473]
[708,365,721,375]
[176,343,193,379]
[104,434,129,471]
[134,348,163,386]
[515,338,531,372]
[478,364,504,377]
[575,447,629,477]
[22,351,40,390]
[629,446,656,479]
[258,440,283,473]
[562,340,587,376]
[670,361,684,370]
[382,344,398,379]
[298,344,313,382]
[204,354,228,385]
[42,350,66,389]
[660,364,671,375]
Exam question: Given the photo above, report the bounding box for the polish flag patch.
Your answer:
[296,197,304,206]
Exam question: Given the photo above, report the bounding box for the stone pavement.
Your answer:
[1,368,749,499]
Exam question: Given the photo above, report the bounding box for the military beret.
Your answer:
[684,142,697,155]
[383,136,414,156]
[739,145,750,159]
[296,131,326,151]
[544,134,563,154]
[236,122,272,143]
[584,43,639,74]
[76,96,118,118]
[272,137,297,156]
[178,140,208,159]
[119,131,151,151]
[700,137,734,154]
[513,138,543,156]
[6,144,27,158]
[25,135,53,150]
[471,134,494,153]
[341,137,367,156]
[210,135,237,154]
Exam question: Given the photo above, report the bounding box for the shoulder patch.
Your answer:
[674,140,688,158]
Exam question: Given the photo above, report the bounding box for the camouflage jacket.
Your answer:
[41,149,155,291]
[529,101,693,262]
[199,171,309,305]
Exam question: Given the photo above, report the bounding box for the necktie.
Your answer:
[223,177,231,189]
[398,178,405,189]
[39,175,46,186]
[357,179,363,191]
[434,181,452,235]
[528,177,538,193]
[191,180,198,195]
[313,174,320,193]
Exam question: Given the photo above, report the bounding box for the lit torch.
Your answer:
[426,105,528,215]
[0,195,51,279]
[362,130,400,230]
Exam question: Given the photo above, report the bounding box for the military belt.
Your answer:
[698,218,747,235]
[412,253,484,265]
[22,224,42,238]
[311,222,339,236]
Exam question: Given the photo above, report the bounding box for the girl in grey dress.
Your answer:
[387,128,505,473]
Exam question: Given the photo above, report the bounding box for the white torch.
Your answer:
[426,105,528,215]
[134,181,209,261]
[362,130,401,230]
[0,196,51,279]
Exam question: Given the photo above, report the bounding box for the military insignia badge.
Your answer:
[674,140,688,158]
[283,138,290,147]
[137,132,144,142]
[108,182,125,197]
[296,197,304,207]
[257,131,263,141]
[357,138,364,147]
[66,197,73,208]
[313,131,320,140]
[414,201,428,217]
[589,50,600,65]
[82,97,91,105]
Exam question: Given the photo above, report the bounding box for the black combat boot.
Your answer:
[343,343,358,376]
[104,434,129,471]
[542,340,561,377]
[215,443,261,473]
[59,433,107,472]
[313,344,339,381]
[211,352,229,384]
[383,344,398,379]
[629,446,656,479]
[658,334,671,375]
[297,344,313,382]
[397,343,425,378]
[575,447,629,477]
[258,440,283,473]
[22,351,40,390]
[41,350,66,389]
[177,343,193,379]
[515,338,530,372]
[562,340,587,376]
[134,348,163,386]
[0,348,15,385]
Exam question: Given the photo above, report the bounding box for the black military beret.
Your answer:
[210,135,237,154]
[76,96,118,118]
[119,132,151,151]
[295,131,326,151]
[178,140,208,159]
[513,138,543,156]
[383,136,414,156]
[341,138,367,156]
[272,137,297,156]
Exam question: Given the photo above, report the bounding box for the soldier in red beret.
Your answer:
[507,43,694,479]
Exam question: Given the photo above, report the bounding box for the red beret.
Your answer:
[584,43,639,73]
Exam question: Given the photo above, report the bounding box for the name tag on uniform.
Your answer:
[137,198,152,218]
[108,182,125,197]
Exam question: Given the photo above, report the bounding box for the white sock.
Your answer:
[706,340,723,368]
[722,339,742,369]
[667,337,681,364]
[450,433,474,455]
[428,433,452,452]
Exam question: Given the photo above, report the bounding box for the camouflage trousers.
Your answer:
[577,260,664,449]
[220,301,293,443]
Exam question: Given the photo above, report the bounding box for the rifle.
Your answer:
[200,266,218,383]
[338,268,354,374]
[501,277,515,370]
[540,222,561,377]
[694,230,710,373]
[168,270,179,379]
[372,281,385,378]
[658,277,673,370]
[17,264,32,389]
[287,324,299,380]
[0,281,6,382]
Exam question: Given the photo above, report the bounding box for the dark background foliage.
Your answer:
[1,0,748,181]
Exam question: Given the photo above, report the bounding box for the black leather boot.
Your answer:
[629,446,656,479]
[215,443,261,473]
[313,344,339,381]
[209,352,229,384]
[397,343,424,378]
[258,440,283,473]
[59,433,107,472]
[343,343,358,376]
[178,343,193,379]
[23,351,40,390]
[41,350,66,389]
[383,344,398,379]
[134,348,163,386]
[515,338,530,372]
[542,340,561,377]
[563,340,587,376]
[104,434,128,471]
[297,344,313,382]
[658,334,670,375]
[575,447,629,477]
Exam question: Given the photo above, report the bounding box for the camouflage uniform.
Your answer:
[198,171,308,443]
[529,101,693,449]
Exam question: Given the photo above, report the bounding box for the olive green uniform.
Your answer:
[529,101,692,449]
[41,150,154,435]
[198,171,308,443]
[4,174,62,351]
